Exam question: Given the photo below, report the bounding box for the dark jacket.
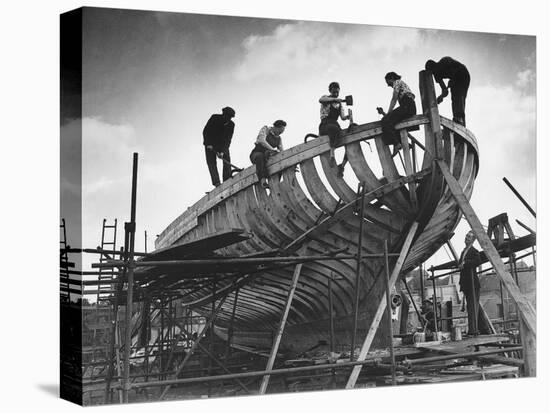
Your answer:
[459,246,481,293]
[203,114,235,152]
[432,57,469,84]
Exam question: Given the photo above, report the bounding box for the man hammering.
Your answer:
[202,106,236,187]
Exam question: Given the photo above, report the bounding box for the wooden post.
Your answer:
[419,70,444,167]
[436,159,536,376]
[383,241,396,385]
[225,286,239,364]
[328,274,336,388]
[259,264,303,394]
[345,222,418,389]
[351,182,367,360]
[122,153,138,403]
[399,129,418,209]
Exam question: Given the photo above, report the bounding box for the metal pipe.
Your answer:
[431,269,438,333]
[503,177,536,218]
[404,346,523,366]
[122,152,138,403]
[351,182,367,361]
[383,241,396,385]
[104,247,125,403]
[92,253,400,268]
[419,264,425,304]
[129,358,381,390]
[515,219,535,235]
[328,274,336,388]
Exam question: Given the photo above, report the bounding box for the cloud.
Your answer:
[234,22,421,81]
[516,69,535,90]
[467,84,535,179]
[82,117,141,192]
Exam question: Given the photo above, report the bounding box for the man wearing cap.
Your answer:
[203,107,236,187]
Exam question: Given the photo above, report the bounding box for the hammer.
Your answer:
[340,95,353,106]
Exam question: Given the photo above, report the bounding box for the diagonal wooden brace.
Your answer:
[436,159,536,375]
[259,263,303,394]
[345,222,419,389]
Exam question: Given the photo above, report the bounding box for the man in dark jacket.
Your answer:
[459,230,489,335]
[203,106,236,187]
[425,57,470,126]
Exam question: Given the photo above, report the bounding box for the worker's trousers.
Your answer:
[250,150,270,180]
[450,70,470,126]
[205,147,231,186]
[381,96,416,146]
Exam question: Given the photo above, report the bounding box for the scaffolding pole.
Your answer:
[346,222,418,389]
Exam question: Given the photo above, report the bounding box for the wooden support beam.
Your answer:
[419,70,444,166]
[399,129,418,209]
[436,159,536,376]
[259,264,303,394]
[345,222,419,389]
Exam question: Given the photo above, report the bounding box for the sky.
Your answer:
[61,7,537,279]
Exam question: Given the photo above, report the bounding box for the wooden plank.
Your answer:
[156,117,433,249]
[436,159,536,372]
[400,129,417,209]
[259,264,303,394]
[283,169,430,252]
[319,152,356,202]
[419,70,444,166]
[345,222,419,388]
[345,141,409,217]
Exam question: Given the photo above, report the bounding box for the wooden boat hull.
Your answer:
[154,75,479,352]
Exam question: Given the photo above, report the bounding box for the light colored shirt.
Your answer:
[319,95,347,121]
[393,79,415,100]
[255,125,283,151]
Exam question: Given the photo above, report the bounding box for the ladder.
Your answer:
[96,219,118,303]
[60,218,70,302]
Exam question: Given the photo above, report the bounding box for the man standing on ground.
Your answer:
[458,230,489,335]
[203,106,236,187]
[425,57,470,126]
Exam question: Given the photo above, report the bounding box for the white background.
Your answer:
[0,0,547,412]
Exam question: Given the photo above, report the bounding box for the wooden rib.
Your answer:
[318,152,357,202]
[345,141,409,217]
[299,158,339,212]
[374,135,412,212]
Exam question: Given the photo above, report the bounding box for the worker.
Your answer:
[379,72,417,157]
[420,299,436,334]
[202,106,236,187]
[249,120,286,189]
[458,230,488,336]
[425,57,470,126]
[319,82,351,172]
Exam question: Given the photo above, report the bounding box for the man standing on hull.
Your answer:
[203,106,236,187]
[425,57,470,126]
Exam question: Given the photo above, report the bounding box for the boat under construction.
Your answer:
[60,71,537,405]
